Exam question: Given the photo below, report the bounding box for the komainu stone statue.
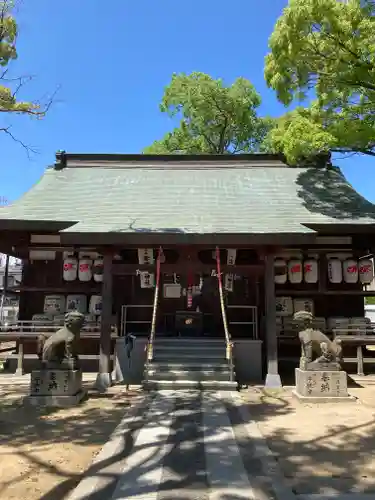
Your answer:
[294,310,342,371]
[37,310,85,370]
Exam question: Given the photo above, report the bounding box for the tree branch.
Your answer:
[0,125,38,157]
[218,116,228,154]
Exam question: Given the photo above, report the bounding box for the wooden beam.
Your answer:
[112,263,264,275]
[59,231,320,246]
[276,289,374,296]
[7,285,102,294]
[264,253,282,388]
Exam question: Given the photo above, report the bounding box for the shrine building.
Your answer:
[0,152,375,389]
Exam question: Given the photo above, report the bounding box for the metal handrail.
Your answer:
[215,246,234,381]
[147,247,162,362]
[227,305,258,339]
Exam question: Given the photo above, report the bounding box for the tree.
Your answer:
[144,72,271,154]
[0,0,52,152]
[264,0,375,163]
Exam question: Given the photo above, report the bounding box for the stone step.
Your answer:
[153,338,225,345]
[143,379,237,391]
[153,352,227,362]
[146,369,232,381]
[153,346,224,356]
[149,362,231,371]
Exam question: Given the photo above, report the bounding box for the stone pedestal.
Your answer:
[24,369,86,407]
[293,368,355,402]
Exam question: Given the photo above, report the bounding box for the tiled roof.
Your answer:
[1,155,375,234]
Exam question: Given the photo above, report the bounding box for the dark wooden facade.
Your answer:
[2,151,375,386]
[1,229,373,381]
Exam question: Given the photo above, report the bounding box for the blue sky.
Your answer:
[1,0,374,203]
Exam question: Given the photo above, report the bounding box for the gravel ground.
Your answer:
[242,379,375,496]
[0,377,141,500]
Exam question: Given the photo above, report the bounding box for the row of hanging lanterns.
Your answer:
[274,257,374,285]
[327,258,374,284]
[274,258,319,284]
[63,252,103,282]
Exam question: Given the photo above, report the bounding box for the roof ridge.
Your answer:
[53,151,289,170]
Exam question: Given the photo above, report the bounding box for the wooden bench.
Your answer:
[278,324,375,377]
[334,334,375,376]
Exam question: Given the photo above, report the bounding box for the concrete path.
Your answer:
[68,390,374,500]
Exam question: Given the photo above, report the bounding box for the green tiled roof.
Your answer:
[1,156,375,234]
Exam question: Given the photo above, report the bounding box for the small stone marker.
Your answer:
[293,311,355,403]
[24,310,87,407]
[25,369,86,407]
[294,368,354,402]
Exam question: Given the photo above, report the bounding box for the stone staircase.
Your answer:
[143,338,237,390]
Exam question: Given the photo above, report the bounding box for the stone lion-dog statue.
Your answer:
[37,310,85,370]
[294,310,342,371]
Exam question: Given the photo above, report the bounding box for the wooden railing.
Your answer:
[278,319,375,377]
[215,247,234,381]
[0,320,118,375]
[0,320,117,335]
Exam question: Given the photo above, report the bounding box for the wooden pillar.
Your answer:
[264,253,282,388]
[318,254,327,293]
[0,254,9,323]
[95,252,113,392]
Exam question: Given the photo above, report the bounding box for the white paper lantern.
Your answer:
[343,258,358,283]
[328,258,343,284]
[93,257,104,282]
[44,294,65,315]
[63,255,78,281]
[66,294,87,314]
[304,259,319,284]
[274,258,287,285]
[288,259,303,284]
[78,257,92,282]
[359,258,374,284]
[89,295,102,315]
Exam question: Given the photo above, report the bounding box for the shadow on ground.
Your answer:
[0,382,141,500]
[241,380,375,496]
[1,375,375,499]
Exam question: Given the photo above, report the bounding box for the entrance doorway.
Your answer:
[120,271,259,339]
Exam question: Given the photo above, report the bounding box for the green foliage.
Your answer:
[144,72,271,154]
[264,0,375,163]
[0,1,42,118]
